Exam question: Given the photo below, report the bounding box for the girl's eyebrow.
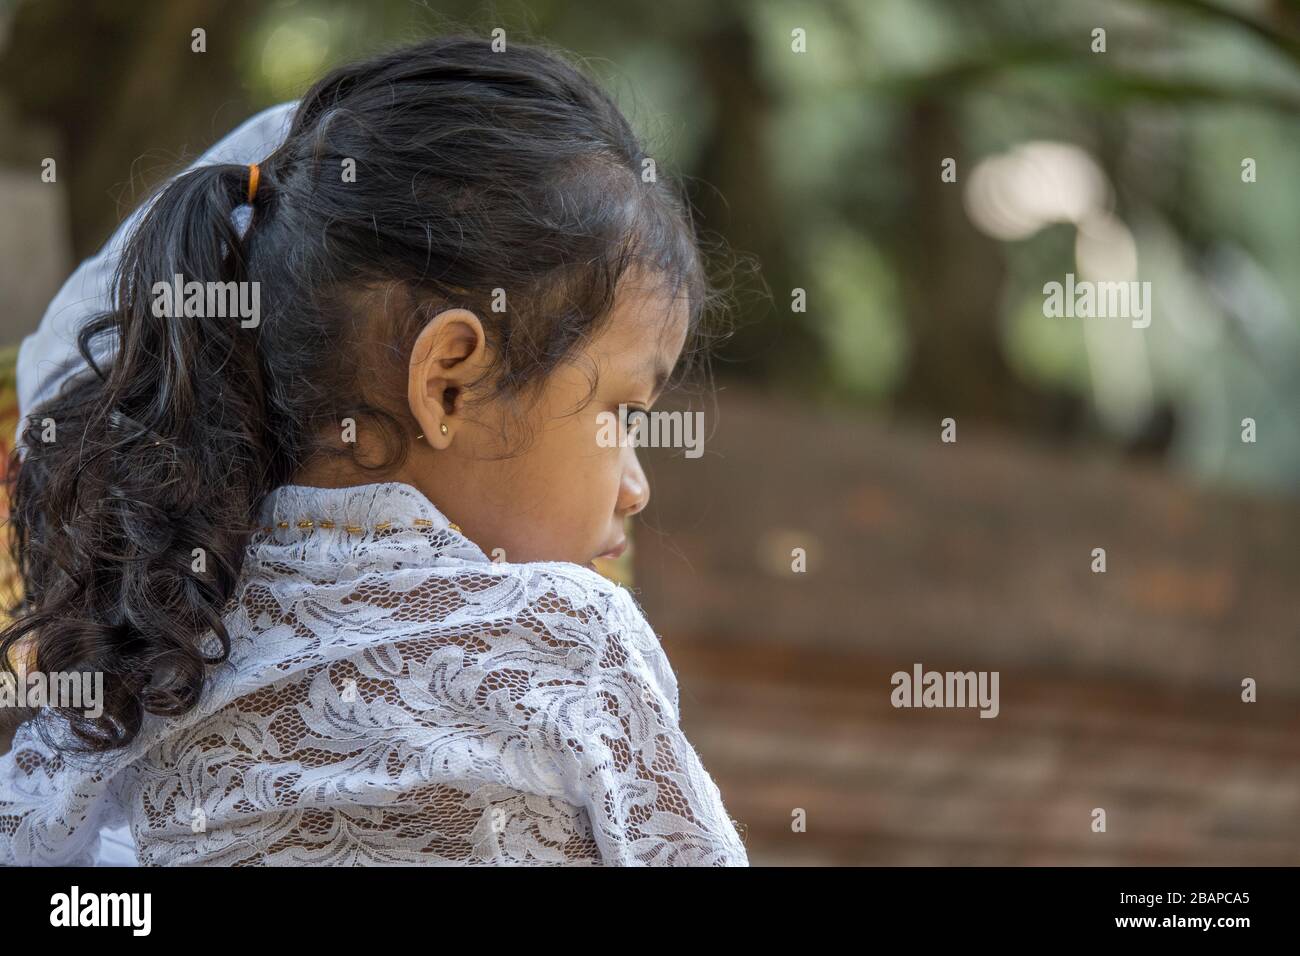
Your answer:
[646,360,672,400]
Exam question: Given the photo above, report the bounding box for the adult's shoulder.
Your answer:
[202,100,299,165]
[16,100,301,423]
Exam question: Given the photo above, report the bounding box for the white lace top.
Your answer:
[0,483,748,866]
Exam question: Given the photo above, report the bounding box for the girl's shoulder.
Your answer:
[0,552,688,866]
[224,545,678,724]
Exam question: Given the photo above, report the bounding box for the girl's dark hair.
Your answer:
[1,36,716,753]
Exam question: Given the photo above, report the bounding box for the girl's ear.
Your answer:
[407,308,487,448]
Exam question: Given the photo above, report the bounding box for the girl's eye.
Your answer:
[622,405,649,438]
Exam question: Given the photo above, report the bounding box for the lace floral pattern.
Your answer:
[0,483,748,866]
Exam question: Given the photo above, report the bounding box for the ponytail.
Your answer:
[2,162,273,752]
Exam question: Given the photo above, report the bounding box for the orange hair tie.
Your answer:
[246,163,261,204]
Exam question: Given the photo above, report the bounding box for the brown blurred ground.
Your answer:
[633,387,1300,865]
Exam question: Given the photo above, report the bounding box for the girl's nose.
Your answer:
[617,453,650,518]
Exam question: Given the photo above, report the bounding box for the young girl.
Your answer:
[0,36,748,866]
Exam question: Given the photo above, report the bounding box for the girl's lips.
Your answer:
[596,540,627,561]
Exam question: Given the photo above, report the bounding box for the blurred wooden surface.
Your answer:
[632,387,1300,865]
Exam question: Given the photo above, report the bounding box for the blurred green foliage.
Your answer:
[2,0,1297,492]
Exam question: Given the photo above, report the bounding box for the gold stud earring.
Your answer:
[439,423,449,436]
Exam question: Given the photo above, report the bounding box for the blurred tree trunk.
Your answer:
[891,96,1049,426]
[691,12,821,386]
[0,0,257,257]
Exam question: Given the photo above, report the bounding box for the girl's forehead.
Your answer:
[600,280,690,357]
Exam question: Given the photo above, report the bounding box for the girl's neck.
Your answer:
[291,458,420,493]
